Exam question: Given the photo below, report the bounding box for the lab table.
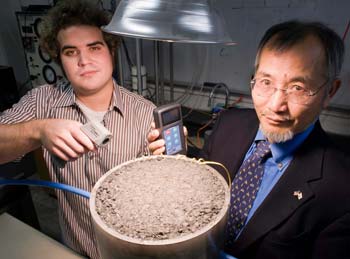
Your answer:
[0,212,85,259]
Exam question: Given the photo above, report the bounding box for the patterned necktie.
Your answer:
[226,140,271,245]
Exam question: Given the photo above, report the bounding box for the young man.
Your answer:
[0,1,155,258]
[149,21,350,258]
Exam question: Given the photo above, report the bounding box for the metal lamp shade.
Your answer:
[103,0,235,44]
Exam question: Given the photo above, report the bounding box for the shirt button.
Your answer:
[277,163,283,169]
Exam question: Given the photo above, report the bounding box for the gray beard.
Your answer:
[259,125,294,143]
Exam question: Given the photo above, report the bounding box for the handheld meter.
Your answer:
[153,103,186,155]
[80,120,112,147]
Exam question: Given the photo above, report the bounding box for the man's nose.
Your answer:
[268,88,289,111]
[78,51,90,66]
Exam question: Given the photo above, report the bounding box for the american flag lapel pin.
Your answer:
[293,190,303,200]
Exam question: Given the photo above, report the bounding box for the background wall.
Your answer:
[0,0,349,132]
[139,0,350,110]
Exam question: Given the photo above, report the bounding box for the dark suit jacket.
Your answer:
[199,108,350,259]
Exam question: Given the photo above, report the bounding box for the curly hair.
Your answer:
[40,0,120,66]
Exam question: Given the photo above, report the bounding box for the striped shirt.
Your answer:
[0,80,156,258]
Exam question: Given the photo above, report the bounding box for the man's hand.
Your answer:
[147,122,166,155]
[147,122,188,155]
[39,119,96,161]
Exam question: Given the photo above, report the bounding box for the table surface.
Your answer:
[0,212,86,259]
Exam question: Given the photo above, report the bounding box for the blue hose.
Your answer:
[0,179,90,199]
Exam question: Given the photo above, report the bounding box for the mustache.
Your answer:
[260,110,291,121]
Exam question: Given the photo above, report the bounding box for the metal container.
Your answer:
[90,155,230,259]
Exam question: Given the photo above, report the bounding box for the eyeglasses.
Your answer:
[250,77,329,105]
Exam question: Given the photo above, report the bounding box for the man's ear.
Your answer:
[323,79,341,108]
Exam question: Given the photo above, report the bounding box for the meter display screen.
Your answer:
[161,108,180,126]
[163,124,182,155]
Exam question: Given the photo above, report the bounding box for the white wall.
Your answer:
[1,0,350,110]
[139,0,350,110]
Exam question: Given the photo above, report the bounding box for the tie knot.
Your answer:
[255,140,271,159]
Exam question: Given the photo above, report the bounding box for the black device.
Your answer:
[153,103,186,155]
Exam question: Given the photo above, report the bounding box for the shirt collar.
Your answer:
[255,123,315,162]
[51,79,124,115]
[110,80,124,115]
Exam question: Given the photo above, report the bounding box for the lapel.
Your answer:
[225,109,260,180]
[201,108,259,182]
[231,122,327,253]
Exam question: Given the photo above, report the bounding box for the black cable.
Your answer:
[96,0,104,9]
[122,38,135,67]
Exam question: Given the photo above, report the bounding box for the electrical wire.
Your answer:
[0,179,90,199]
[186,135,197,147]
[122,39,135,67]
[190,94,243,148]
[227,95,244,108]
[196,117,215,148]
[184,45,210,110]
[174,45,208,104]
[95,0,104,10]
[197,159,231,188]
[342,20,350,41]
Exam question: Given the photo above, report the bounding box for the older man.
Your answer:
[149,20,350,259]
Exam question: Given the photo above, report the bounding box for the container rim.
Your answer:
[90,155,231,246]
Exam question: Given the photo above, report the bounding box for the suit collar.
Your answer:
[226,110,259,179]
[229,122,326,254]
